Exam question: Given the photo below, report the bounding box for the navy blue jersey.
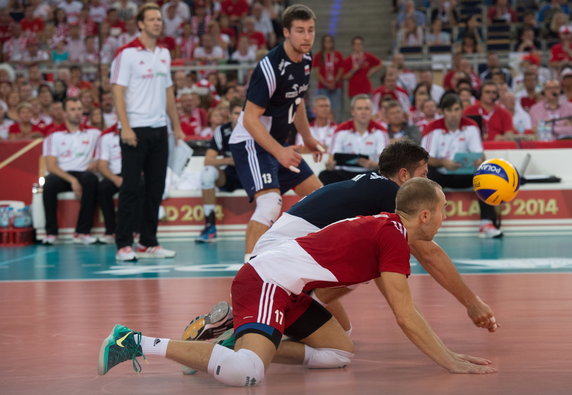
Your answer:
[287,172,400,228]
[209,122,233,157]
[232,43,312,144]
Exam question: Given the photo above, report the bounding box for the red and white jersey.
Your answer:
[43,125,101,172]
[371,85,410,115]
[95,125,121,175]
[249,213,411,295]
[421,117,483,174]
[110,38,173,128]
[295,120,337,148]
[330,120,390,172]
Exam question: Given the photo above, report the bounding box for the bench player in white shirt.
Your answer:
[42,97,101,245]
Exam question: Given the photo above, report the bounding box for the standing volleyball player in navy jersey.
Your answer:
[229,5,325,261]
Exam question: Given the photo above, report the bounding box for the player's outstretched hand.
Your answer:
[447,352,497,374]
[278,145,302,171]
[467,296,498,332]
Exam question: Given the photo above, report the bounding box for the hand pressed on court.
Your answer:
[447,352,497,374]
[121,127,138,147]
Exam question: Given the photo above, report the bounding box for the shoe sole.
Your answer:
[194,237,217,244]
[116,256,138,262]
[98,324,120,375]
[135,252,176,259]
[478,232,503,239]
[182,301,232,341]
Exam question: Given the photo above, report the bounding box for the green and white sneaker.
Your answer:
[98,324,146,375]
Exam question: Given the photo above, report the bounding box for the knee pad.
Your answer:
[303,346,354,369]
[201,166,219,190]
[210,347,265,387]
[251,192,282,227]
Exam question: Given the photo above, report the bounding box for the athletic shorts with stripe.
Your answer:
[231,263,332,348]
[229,140,314,201]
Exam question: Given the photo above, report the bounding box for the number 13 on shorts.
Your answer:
[262,173,273,184]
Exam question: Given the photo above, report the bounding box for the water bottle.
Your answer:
[13,206,32,228]
[538,120,552,141]
[0,207,10,227]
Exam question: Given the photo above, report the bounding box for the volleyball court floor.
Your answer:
[1,233,572,394]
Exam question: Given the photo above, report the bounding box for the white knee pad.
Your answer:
[251,192,282,227]
[303,346,354,369]
[201,166,219,190]
[209,347,265,387]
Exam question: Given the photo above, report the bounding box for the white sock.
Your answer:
[244,253,251,263]
[480,219,493,226]
[204,204,215,216]
[140,335,170,356]
[207,344,235,375]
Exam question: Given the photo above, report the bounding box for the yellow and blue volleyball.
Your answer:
[473,158,520,206]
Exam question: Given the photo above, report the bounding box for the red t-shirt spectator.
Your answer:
[157,37,176,53]
[221,0,249,19]
[550,42,572,64]
[239,31,266,49]
[520,96,539,112]
[342,52,382,97]
[487,6,517,23]
[20,18,44,34]
[464,102,514,141]
[8,122,45,138]
[180,114,201,139]
[313,50,344,89]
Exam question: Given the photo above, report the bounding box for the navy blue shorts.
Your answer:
[229,140,314,200]
[219,165,242,192]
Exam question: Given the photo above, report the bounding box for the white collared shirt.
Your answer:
[111,38,173,128]
[43,126,101,172]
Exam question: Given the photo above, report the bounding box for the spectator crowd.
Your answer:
[2,0,572,242]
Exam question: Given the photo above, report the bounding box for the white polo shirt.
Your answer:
[43,125,101,172]
[95,126,122,175]
[330,120,390,172]
[295,120,337,148]
[421,118,483,174]
[111,38,173,128]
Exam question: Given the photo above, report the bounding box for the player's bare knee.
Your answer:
[251,192,282,227]
[201,166,219,189]
[211,349,265,387]
[303,346,354,369]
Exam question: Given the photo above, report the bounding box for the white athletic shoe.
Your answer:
[116,246,137,262]
[43,235,57,245]
[479,223,503,239]
[73,234,98,245]
[98,234,115,244]
[135,244,176,258]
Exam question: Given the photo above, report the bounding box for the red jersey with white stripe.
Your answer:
[421,117,483,174]
[110,38,173,128]
[330,120,390,172]
[249,213,411,295]
[42,125,101,172]
[371,85,411,114]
